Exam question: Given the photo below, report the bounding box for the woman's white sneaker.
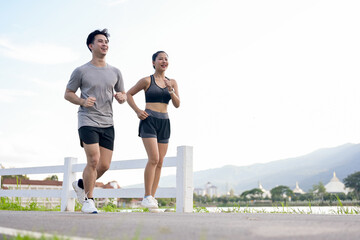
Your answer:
[81,199,98,214]
[141,196,158,209]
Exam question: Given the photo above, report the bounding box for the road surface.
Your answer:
[0,211,359,240]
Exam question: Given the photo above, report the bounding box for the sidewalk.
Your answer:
[0,211,359,240]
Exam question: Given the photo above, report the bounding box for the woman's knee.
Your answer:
[156,158,164,168]
[148,157,160,166]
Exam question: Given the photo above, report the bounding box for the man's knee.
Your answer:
[87,154,100,169]
[97,162,110,173]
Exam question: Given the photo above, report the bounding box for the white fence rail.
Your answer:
[0,145,193,213]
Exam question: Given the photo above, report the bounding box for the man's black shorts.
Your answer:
[78,126,115,151]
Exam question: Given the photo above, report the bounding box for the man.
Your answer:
[64,29,126,213]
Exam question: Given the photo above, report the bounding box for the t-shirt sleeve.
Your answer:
[114,69,125,92]
[66,68,82,92]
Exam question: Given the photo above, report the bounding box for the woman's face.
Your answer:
[153,52,168,71]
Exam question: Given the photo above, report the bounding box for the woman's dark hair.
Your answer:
[86,29,110,52]
[152,51,168,69]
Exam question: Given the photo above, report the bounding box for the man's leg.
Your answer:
[96,146,113,179]
[83,143,101,198]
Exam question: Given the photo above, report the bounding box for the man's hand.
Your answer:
[114,92,127,104]
[82,97,96,107]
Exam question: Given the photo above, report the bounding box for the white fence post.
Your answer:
[176,146,193,213]
[61,157,77,212]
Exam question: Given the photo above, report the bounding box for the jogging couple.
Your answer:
[64,29,180,213]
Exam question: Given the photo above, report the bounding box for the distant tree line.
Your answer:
[194,171,360,206]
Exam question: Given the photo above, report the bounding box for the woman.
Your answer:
[127,51,180,208]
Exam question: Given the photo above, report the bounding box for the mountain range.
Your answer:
[126,143,360,195]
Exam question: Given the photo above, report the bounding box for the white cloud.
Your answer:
[0,38,79,64]
[0,89,36,103]
[103,0,129,6]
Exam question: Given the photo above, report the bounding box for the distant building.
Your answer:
[258,182,271,198]
[293,182,305,195]
[194,188,206,196]
[325,171,351,194]
[96,180,121,207]
[2,178,63,208]
[2,178,120,208]
[205,182,218,197]
[193,182,218,197]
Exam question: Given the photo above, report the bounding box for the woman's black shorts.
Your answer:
[138,109,170,143]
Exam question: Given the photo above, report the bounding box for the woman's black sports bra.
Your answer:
[145,75,171,104]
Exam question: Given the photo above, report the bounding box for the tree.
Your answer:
[270,185,294,202]
[344,171,360,199]
[240,188,263,200]
[44,175,58,181]
[311,182,326,201]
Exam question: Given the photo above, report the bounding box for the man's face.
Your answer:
[90,34,108,55]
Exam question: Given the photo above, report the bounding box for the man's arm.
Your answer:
[64,89,96,107]
[114,91,127,104]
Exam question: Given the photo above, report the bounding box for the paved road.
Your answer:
[0,211,359,240]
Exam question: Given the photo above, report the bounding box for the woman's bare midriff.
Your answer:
[145,102,168,113]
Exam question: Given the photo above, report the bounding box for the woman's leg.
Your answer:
[151,143,168,196]
[142,138,159,196]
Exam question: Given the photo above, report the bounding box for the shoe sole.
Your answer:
[149,208,162,213]
[82,211,98,214]
[141,204,159,209]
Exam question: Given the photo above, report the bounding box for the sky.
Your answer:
[1,0,360,187]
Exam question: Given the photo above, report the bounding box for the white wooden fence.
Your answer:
[0,145,193,213]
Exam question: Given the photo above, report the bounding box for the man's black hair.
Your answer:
[86,29,110,52]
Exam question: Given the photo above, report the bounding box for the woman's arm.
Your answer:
[126,77,150,120]
[168,79,180,108]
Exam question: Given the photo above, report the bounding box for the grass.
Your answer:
[3,234,70,240]
[212,198,360,214]
[3,231,153,240]
[0,197,61,211]
[1,196,359,214]
[329,195,360,214]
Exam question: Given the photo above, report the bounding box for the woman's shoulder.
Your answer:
[139,75,152,83]
[134,76,151,89]
[165,76,176,81]
[168,77,177,85]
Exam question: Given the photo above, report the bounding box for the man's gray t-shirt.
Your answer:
[66,62,125,129]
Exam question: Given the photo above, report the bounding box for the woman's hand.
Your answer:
[164,78,173,91]
[136,110,149,120]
